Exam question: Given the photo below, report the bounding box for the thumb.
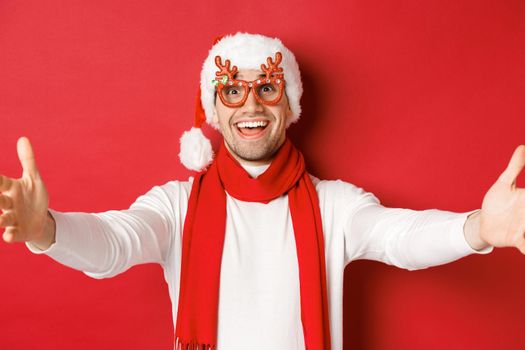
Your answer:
[497,144,525,187]
[16,136,40,178]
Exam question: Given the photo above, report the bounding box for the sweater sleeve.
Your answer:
[25,180,190,279]
[342,184,494,269]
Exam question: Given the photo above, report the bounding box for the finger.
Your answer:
[17,136,40,179]
[0,174,14,192]
[0,211,16,228]
[497,144,525,187]
[0,194,13,210]
[2,227,18,244]
[517,238,525,255]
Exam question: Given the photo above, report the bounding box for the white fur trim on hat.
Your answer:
[179,127,214,171]
[200,32,303,129]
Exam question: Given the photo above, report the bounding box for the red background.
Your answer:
[1,0,524,349]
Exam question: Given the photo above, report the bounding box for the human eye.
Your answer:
[225,86,240,95]
[260,84,274,93]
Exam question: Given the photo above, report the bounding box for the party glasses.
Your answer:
[212,52,286,108]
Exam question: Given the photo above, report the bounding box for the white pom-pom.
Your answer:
[179,127,214,171]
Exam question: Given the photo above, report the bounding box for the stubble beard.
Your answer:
[223,127,283,162]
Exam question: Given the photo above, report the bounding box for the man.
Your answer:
[1,32,524,350]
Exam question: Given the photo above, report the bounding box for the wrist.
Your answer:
[463,210,490,251]
[29,211,56,251]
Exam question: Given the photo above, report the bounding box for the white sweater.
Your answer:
[26,166,493,350]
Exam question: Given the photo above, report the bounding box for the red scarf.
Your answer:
[174,138,331,350]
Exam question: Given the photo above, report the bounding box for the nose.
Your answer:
[241,88,264,113]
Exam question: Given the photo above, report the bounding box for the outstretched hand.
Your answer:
[479,145,525,254]
[0,137,52,246]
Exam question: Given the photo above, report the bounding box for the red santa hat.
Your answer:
[179,32,304,171]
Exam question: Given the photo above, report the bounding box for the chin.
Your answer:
[234,141,281,161]
[233,147,270,161]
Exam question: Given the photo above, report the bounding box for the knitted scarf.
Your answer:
[174,138,331,350]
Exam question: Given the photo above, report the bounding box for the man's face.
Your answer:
[213,69,292,165]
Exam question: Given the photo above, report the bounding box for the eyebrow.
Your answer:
[234,73,267,79]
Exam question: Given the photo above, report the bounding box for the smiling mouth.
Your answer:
[235,120,269,138]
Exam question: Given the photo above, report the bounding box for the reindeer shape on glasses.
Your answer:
[213,52,284,85]
[212,52,286,107]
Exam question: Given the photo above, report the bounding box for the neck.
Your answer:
[236,158,272,166]
[241,163,271,178]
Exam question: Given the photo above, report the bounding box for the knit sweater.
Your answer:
[26,166,493,349]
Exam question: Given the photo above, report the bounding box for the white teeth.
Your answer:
[236,120,269,128]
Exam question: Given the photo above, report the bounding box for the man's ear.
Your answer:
[283,92,293,120]
[212,107,219,124]
[286,104,293,120]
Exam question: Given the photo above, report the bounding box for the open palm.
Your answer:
[0,137,49,243]
[480,145,525,253]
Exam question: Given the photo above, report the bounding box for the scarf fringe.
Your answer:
[175,337,215,350]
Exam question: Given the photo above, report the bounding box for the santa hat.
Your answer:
[179,32,304,171]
